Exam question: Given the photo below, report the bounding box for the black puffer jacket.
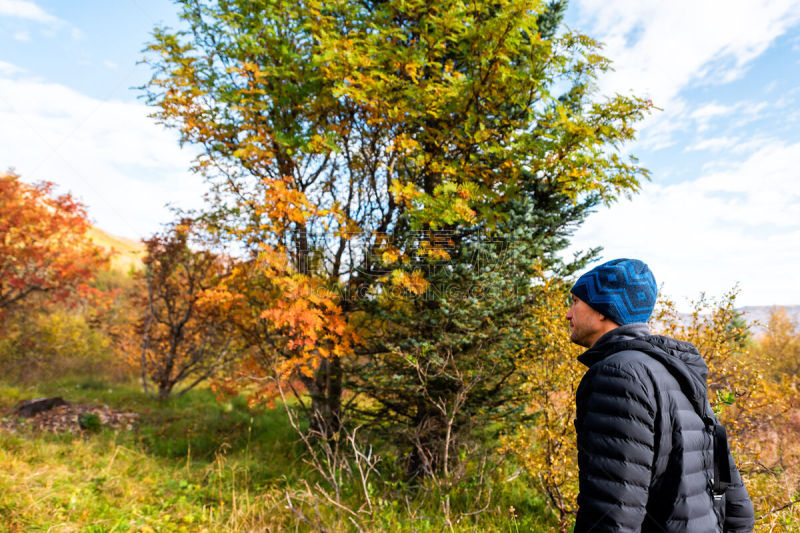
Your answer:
[573,324,755,533]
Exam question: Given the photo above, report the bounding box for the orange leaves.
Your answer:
[0,171,109,315]
[255,177,317,231]
[254,245,355,375]
[259,280,326,347]
[218,242,358,387]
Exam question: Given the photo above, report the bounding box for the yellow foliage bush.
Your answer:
[500,278,582,531]
[0,309,112,382]
[757,307,800,380]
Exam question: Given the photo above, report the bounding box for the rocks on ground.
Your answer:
[2,397,139,433]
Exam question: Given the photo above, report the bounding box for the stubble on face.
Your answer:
[566,295,609,348]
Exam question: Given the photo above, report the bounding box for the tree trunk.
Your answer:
[157,382,173,402]
[300,355,343,438]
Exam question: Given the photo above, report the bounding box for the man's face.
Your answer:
[566,295,608,348]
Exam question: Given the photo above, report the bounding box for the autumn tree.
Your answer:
[144,0,651,435]
[139,218,236,400]
[0,171,108,321]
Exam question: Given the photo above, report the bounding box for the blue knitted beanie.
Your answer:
[570,258,657,325]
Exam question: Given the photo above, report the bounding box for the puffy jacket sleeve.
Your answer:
[723,451,755,532]
[574,363,656,533]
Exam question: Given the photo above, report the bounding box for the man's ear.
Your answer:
[599,313,619,327]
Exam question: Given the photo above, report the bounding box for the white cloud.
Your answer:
[686,136,740,152]
[0,0,61,25]
[565,2,800,309]
[667,100,771,140]
[573,0,800,150]
[569,141,800,308]
[0,73,205,239]
[691,103,735,121]
[576,0,800,104]
[0,60,23,76]
[0,0,83,40]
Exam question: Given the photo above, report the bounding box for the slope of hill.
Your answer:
[87,227,144,273]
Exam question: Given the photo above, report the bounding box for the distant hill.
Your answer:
[87,227,145,273]
[739,305,800,335]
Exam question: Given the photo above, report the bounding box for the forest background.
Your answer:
[2,1,800,532]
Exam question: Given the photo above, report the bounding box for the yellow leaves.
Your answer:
[233,61,266,78]
[391,269,429,296]
[254,177,317,230]
[231,138,275,163]
[196,285,241,313]
[500,277,583,516]
[381,249,399,264]
[392,134,419,154]
[308,133,331,153]
[755,307,800,379]
[451,198,476,224]
[410,181,478,230]
[389,179,422,206]
[416,239,451,262]
[426,247,451,261]
[404,62,419,83]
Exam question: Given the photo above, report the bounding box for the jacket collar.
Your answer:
[575,323,713,418]
[577,323,651,368]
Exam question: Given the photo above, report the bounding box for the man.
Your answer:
[567,258,754,532]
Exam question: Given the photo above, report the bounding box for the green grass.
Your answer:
[0,377,560,532]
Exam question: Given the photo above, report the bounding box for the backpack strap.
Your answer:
[704,416,732,498]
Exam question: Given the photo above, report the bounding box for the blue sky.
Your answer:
[565,0,800,308]
[1,0,800,308]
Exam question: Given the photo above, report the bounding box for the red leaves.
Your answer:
[0,171,109,317]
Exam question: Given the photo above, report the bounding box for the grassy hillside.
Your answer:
[87,227,145,273]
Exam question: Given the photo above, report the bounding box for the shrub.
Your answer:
[0,309,112,383]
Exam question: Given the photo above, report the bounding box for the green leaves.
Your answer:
[144,0,653,473]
